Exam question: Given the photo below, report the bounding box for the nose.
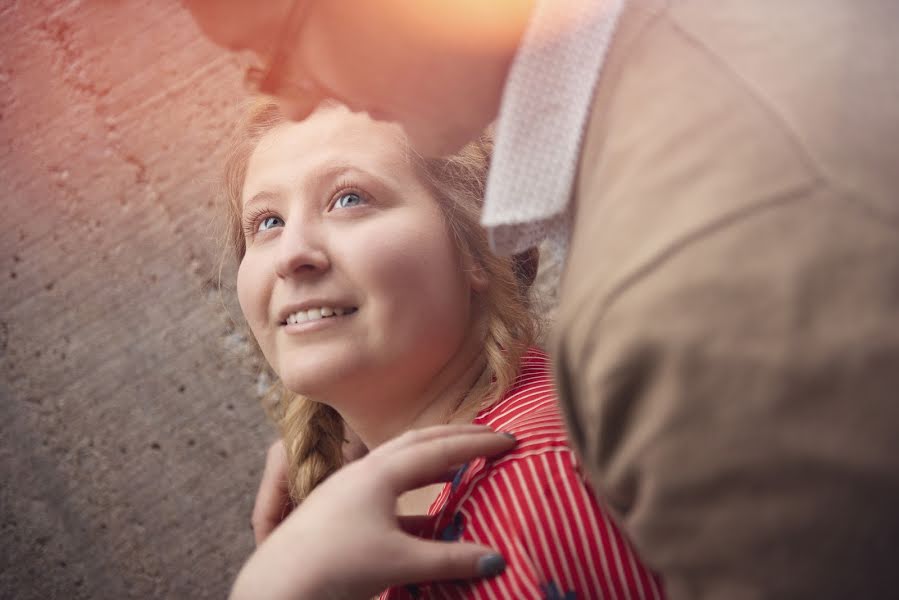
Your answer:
[275,219,330,279]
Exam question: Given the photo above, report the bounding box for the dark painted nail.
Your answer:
[499,432,516,442]
[477,553,506,577]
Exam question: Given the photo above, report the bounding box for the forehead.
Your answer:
[243,107,413,200]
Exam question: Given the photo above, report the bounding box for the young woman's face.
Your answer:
[236,107,484,403]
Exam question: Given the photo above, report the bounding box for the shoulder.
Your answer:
[461,348,588,499]
[475,347,570,455]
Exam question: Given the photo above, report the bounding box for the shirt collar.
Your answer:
[482,0,626,257]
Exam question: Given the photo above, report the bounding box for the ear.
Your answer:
[463,253,490,292]
[465,259,490,293]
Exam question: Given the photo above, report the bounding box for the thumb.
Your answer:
[389,533,507,587]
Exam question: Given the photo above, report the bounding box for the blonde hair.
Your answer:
[220,100,538,503]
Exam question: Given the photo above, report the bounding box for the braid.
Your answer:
[278,387,345,503]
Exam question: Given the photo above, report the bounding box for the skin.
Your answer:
[232,425,517,600]
[250,439,291,546]
[184,0,534,156]
[237,106,489,454]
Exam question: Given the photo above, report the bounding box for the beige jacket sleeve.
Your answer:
[551,1,899,598]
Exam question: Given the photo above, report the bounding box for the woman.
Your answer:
[223,100,662,599]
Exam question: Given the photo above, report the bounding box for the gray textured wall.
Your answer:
[1,1,274,598]
[0,2,562,598]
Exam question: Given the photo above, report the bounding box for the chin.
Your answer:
[402,123,476,159]
[278,369,335,400]
[277,353,371,403]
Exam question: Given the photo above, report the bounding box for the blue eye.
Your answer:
[258,215,284,231]
[334,192,363,209]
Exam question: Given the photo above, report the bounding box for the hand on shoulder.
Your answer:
[231,425,516,600]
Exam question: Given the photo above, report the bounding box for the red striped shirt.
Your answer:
[382,348,663,599]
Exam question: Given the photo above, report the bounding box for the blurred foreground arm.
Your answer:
[555,194,899,597]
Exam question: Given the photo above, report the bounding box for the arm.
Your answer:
[554,193,899,598]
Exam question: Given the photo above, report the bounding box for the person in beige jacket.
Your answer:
[185,0,899,597]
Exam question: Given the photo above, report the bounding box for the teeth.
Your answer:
[285,306,354,325]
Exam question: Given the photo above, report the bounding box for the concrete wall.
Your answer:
[0,2,562,598]
[1,1,273,598]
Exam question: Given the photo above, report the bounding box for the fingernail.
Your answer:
[477,553,506,577]
[498,432,516,442]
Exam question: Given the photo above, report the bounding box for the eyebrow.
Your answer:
[242,162,401,214]
[243,190,280,214]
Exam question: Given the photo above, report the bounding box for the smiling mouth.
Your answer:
[282,306,358,326]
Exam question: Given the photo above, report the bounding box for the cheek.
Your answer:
[369,234,472,332]
[303,9,410,112]
[402,120,471,160]
[236,255,269,333]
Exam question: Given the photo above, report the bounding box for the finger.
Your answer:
[397,514,438,536]
[384,431,516,495]
[251,440,293,546]
[388,532,507,587]
[378,424,496,454]
[341,423,368,463]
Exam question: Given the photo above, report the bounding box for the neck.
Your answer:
[335,327,489,451]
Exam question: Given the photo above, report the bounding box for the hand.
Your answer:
[230,425,516,600]
[251,425,369,545]
[251,440,292,546]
